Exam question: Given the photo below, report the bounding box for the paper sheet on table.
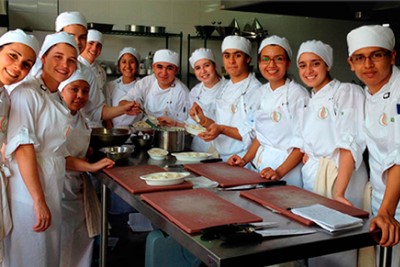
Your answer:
[185,176,219,189]
[291,204,363,232]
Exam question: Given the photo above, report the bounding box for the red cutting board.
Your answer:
[241,185,369,226]
[184,162,267,188]
[102,165,192,194]
[141,188,263,234]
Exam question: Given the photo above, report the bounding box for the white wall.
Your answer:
[10,0,368,85]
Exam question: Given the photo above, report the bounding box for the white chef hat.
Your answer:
[221,35,252,56]
[0,28,40,56]
[87,29,103,45]
[117,47,141,62]
[153,49,179,67]
[258,35,293,60]
[189,48,215,68]
[347,25,395,56]
[39,32,80,58]
[55,11,87,32]
[58,69,89,92]
[296,40,333,70]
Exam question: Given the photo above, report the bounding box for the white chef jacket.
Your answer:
[213,72,262,160]
[105,76,141,127]
[121,74,190,123]
[253,79,310,187]
[188,79,225,152]
[4,76,71,267]
[77,57,105,128]
[365,66,400,220]
[60,111,94,267]
[78,56,107,96]
[299,79,367,208]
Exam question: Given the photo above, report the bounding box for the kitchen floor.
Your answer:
[92,213,150,267]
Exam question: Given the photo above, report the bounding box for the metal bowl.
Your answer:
[99,145,134,161]
[130,131,155,148]
[195,25,215,38]
[216,26,237,37]
[90,127,131,149]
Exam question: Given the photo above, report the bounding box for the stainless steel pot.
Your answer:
[125,24,146,32]
[154,128,185,152]
[146,26,166,34]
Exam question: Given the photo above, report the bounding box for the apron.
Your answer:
[60,113,95,267]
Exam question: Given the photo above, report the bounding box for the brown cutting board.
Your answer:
[102,165,192,194]
[240,185,369,226]
[184,162,267,188]
[141,188,262,234]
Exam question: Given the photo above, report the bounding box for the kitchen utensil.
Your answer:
[215,26,237,37]
[90,127,131,149]
[130,131,154,148]
[194,25,215,38]
[252,18,263,33]
[99,145,134,161]
[146,26,166,34]
[154,127,186,152]
[87,22,113,31]
[171,152,212,162]
[125,24,146,32]
[137,107,160,130]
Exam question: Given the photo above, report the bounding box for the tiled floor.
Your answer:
[92,213,150,267]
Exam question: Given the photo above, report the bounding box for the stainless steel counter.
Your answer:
[96,149,380,267]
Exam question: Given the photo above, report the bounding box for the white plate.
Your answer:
[185,124,206,136]
[140,172,190,186]
[171,152,212,162]
[147,148,169,160]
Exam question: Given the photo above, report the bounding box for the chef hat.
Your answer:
[296,40,333,70]
[58,69,89,92]
[189,48,215,68]
[347,25,395,56]
[221,35,252,56]
[87,29,103,45]
[258,35,293,60]
[39,32,80,58]
[117,47,141,62]
[55,11,87,32]
[153,49,179,67]
[0,28,40,56]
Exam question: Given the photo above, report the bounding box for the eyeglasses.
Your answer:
[350,50,391,64]
[260,55,287,65]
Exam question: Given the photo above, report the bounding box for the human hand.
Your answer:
[370,213,400,247]
[32,199,51,232]
[158,116,176,127]
[227,154,245,167]
[260,167,281,180]
[189,102,205,124]
[302,154,309,164]
[333,195,353,207]
[90,157,115,172]
[124,101,142,116]
[198,123,222,142]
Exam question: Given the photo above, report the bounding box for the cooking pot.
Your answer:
[90,127,131,149]
[146,26,166,34]
[154,127,185,152]
[125,24,146,32]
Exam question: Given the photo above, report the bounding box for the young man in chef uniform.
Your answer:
[347,24,400,266]
[119,49,190,125]
[190,35,262,163]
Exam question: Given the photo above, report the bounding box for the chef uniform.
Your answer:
[213,36,262,161]
[4,32,79,267]
[297,40,368,267]
[347,25,400,267]
[188,48,225,152]
[58,71,98,267]
[78,29,107,97]
[121,49,190,124]
[56,11,105,128]
[251,36,309,187]
[105,47,141,128]
[0,29,39,266]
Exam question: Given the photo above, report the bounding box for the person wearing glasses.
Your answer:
[296,40,368,267]
[227,35,309,187]
[347,25,400,266]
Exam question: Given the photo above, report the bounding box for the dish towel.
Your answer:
[314,157,338,198]
[0,164,12,263]
[357,181,375,267]
[82,173,101,238]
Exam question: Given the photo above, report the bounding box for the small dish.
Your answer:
[147,147,169,160]
[185,124,206,136]
[171,152,212,162]
[140,171,190,186]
